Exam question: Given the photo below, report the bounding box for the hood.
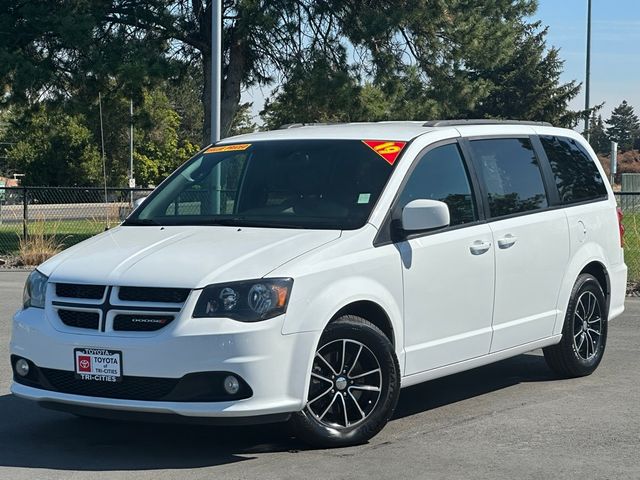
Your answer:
[39,225,341,288]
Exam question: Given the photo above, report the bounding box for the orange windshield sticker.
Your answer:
[362,140,407,165]
[205,144,252,154]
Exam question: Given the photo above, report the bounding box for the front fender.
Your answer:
[283,274,403,346]
[282,273,405,401]
[270,225,405,382]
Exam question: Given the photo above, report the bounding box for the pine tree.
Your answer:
[606,101,640,151]
[3,0,589,151]
[471,23,582,127]
[262,3,583,128]
[587,113,610,154]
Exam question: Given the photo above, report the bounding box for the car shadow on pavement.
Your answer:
[0,352,556,471]
[393,351,555,420]
[0,392,300,471]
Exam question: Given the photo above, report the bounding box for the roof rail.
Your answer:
[279,122,339,129]
[423,119,553,127]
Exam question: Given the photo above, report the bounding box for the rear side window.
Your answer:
[540,136,608,204]
[469,138,548,218]
[398,143,477,226]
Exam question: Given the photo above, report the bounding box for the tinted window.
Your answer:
[470,138,548,218]
[540,136,607,203]
[163,154,246,216]
[128,140,396,230]
[398,143,477,226]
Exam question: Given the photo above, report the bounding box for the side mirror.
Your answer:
[401,199,450,232]
[133,196,148,209]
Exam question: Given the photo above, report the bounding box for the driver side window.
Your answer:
[398,143,477,226]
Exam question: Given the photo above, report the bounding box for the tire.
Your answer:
[543,273,608,378]
[290,315,400,448]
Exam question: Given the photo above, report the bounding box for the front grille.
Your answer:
[113,314,174,332]
[118,286,190,303]
[53,284,187,334]
[41,368,178,401]
[56,283,105,300]
[58,310,99,330]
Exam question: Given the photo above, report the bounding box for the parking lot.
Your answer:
[1,270,639,479]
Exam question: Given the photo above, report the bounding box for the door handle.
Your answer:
[497,234,518,249]
[469,240,491,255]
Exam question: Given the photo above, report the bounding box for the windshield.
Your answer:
[125,139,401,230]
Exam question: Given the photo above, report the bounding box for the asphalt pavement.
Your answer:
[1,270,639,479]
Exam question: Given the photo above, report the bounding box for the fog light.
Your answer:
[223,375,240,395]
[15,359,30,377]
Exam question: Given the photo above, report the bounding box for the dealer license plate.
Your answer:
[74,348,122,382]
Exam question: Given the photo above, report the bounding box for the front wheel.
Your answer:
[290,315,400,448]
[543,273,608,378]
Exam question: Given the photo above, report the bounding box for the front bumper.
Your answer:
[10,307,317,418]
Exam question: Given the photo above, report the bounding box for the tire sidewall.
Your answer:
[292,316,400,447]
[564,275,608,373]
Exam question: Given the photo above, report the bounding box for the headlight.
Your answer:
[23,270,49,309]
[193,278,293,322]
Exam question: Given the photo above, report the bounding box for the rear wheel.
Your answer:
[290,315,400,448]
[543,274,608,377]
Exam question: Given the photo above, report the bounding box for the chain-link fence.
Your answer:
[0,187,153,264]
[615,192,640,284]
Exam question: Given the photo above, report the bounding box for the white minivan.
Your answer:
[11,120,626,447]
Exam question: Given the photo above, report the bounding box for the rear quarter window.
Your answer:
[540,136,608,204]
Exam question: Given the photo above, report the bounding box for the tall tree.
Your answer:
[606,101,640,151]
[587,113,610,154]
[228,102,257,136]
[165,65,205,146]
[132,89,200,186]
[261,52,366,129]
[469,22,584,126]
[4,107,102,186]
[1,0,586,146]
[262,10,585,127]
[1,1,347,143]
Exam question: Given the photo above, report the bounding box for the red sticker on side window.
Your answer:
[362,140,407,165]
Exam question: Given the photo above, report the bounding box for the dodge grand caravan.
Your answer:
[10,120,626,447]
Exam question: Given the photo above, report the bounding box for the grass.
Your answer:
[18,219,65,265]
[622,212,640,283]
[0,219,110,258]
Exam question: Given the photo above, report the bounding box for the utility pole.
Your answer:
[129,98,135,206]
[98,93,109,226]
[211,0,222,144]
[584,0,592,140]
[211,0,222,213]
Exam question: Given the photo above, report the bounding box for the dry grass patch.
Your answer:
[18,219,65,266]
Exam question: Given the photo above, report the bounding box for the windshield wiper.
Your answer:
[204,217,307,229]
[124,216,335,229]
[123,218,162,226]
